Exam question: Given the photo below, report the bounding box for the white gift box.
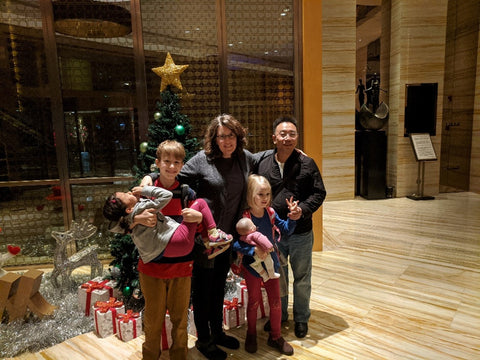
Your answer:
[258,286,270,319]
[93,298,125,338]
[187,306,197,337]
[78,278,115,316]
[161,312,173,350]
[117,310,142,341]
[223,298,245,329]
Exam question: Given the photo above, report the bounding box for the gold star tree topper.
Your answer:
[152,52,189,92]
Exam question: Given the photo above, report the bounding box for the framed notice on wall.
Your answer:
[409,133,437,161]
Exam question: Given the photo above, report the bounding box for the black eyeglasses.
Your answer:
[216,133,236,140]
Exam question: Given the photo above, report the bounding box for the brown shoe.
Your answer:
[245,333,257,353]
[267,335,294,356]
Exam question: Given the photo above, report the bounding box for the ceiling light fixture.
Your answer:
[52,0,132,38]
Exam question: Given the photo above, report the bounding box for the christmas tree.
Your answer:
[108,232,141,308]
[135,90,198,178]
[135,52,198,178]
[109,53,199,302]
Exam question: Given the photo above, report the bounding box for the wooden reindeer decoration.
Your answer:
[1,246,56,322]
[50,220,103,288]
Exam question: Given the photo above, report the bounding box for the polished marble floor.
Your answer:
[7,192,480,359]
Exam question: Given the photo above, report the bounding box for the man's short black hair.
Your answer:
[273,116,298,134]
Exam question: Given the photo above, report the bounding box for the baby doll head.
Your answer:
[236,217,257,236]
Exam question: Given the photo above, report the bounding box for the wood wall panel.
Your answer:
[321,0,356,201]
[303,0,324,251]
[388,0,448,197]
[471,29,480,192]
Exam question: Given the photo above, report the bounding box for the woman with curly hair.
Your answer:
[178,114,255,359]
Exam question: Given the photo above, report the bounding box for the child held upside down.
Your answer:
[103,185,232,262]
[236,217,280,282]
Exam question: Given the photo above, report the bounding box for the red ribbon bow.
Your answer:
[81,279,110,292]
[94,297,124,313]
[81,280,113,316]
[117,309,140,323]
[223,297,239,310]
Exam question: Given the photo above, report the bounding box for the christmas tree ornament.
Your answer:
[122,286,132,296]
[110,266,121,279]
[139,142,148,153]
[152,52,189,92]
[175,124,185,135]
[154,111,161,120]
[132,288,143,300]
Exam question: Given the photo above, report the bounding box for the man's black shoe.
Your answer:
[195,340,227,360]
[294,322,308,338]
[214,332,240,349]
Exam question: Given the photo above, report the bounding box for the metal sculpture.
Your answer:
[50,220,103,288]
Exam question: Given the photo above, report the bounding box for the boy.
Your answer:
[135,140,230,360]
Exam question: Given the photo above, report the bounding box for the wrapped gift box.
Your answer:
[236,280,269,319]
[187,306,196,337]
[223,298,245,329]
[93,297,125,338]
[161,312,173,350]
[117,310,142,342]
[236,280,248,304]
[78,277,115,316]
[258,286,269,319]
[88,276,119,296]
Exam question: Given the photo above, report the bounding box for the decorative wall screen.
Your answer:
[0,0,295,266]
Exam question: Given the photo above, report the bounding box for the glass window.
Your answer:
[141,0,220,141]
[226,0,295,152]
[0,3,57,181]
[0,0,298,266]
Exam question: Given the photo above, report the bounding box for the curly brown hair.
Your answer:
[204,114,247,159]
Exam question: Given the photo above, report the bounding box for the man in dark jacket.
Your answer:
[256,115,326,339]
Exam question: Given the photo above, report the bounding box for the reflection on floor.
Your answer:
[7,192,480,359]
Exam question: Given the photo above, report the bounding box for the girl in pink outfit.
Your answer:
[232,174,299,355]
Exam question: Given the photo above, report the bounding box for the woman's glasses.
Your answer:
[216,133,236,140]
